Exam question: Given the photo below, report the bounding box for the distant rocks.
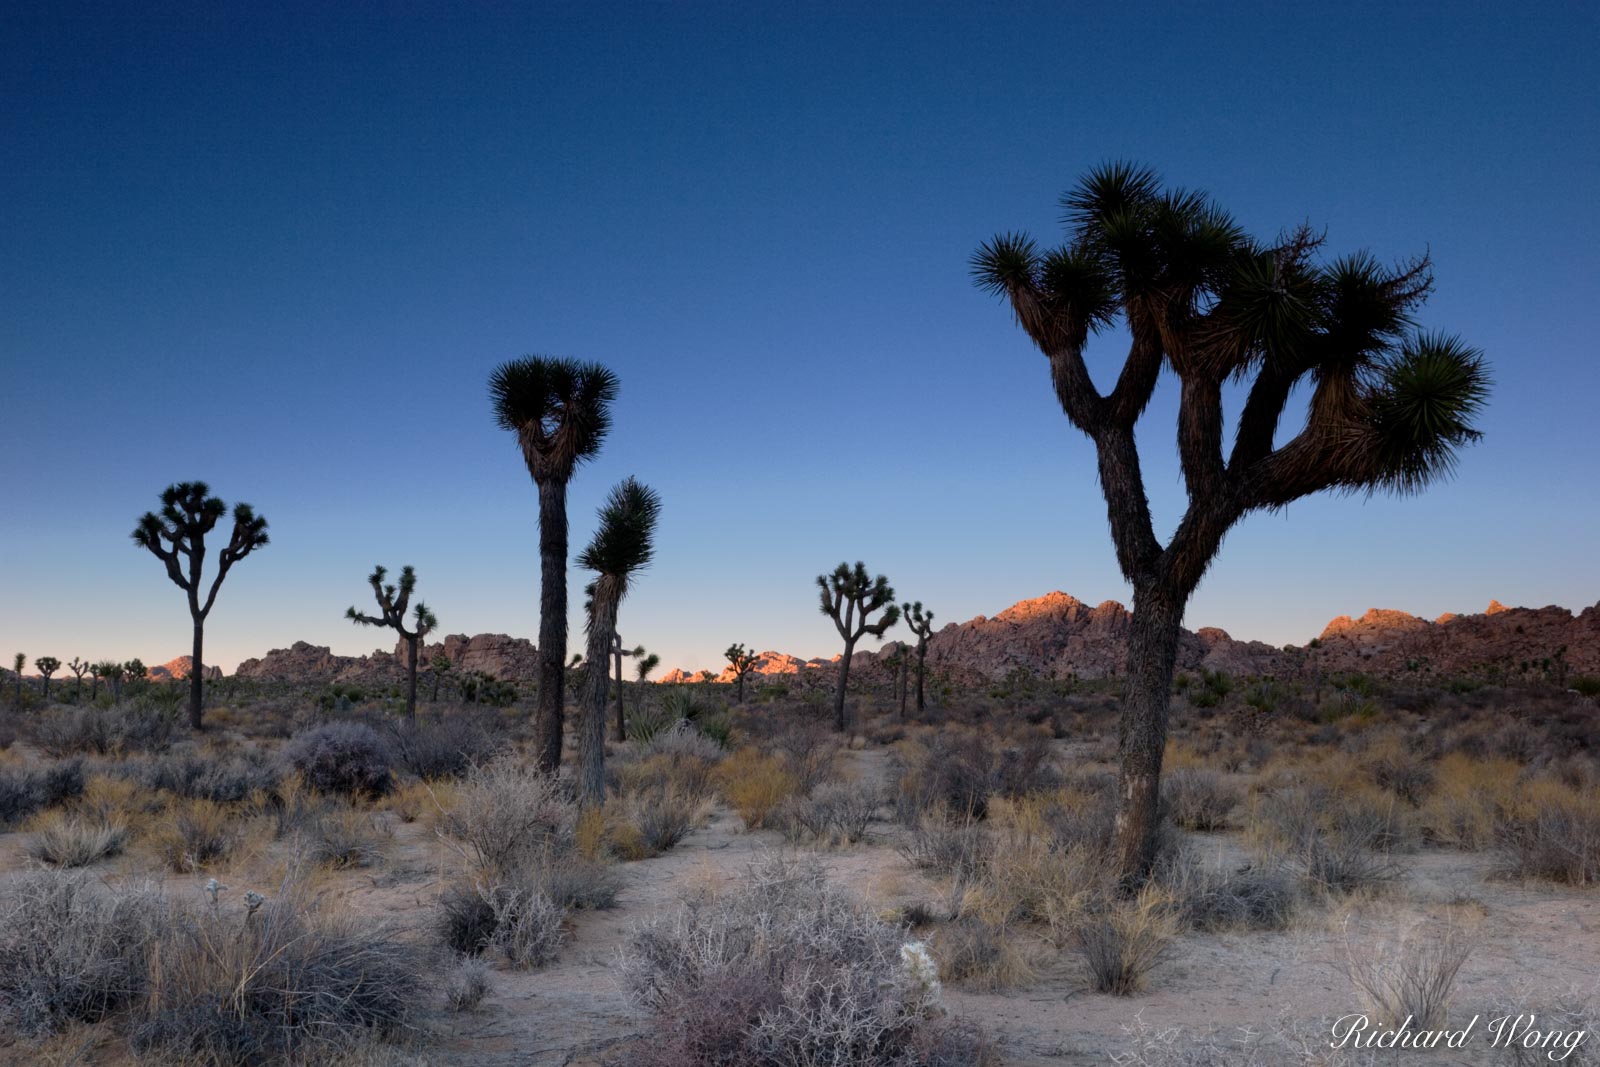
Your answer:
[234,633,538,685]
[148,656,222,681]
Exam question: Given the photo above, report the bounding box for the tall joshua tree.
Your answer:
[817,562,900,733]
[490,357,620,773]
[10,653,22,703]
[35,657,60,700]
[346,564,438,718]
[576,478,662,805]
[903,602,935,715]
[68,657,90,700]
[132,482,269,729]
[973,164,1489,885]
[725,643,759,703]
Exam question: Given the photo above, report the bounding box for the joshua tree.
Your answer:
[490,357,620,773]
[973,164,1489,885]
[124,659,148,687]
[345,564,438,718]
[10,653,22,703]
[903,601,935,715]
[576,477,662,805]
[34,657,60,700]
[610,636,643,741]
[725,643,759,703]
[430,653,452,702]
[132,481,269,729]
[634,651,660,717]
[96,660,126,703]
[883,645,909,717]
[817,562,900,733]
[68,657,90,700]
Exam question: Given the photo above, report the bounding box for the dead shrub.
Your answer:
[1495,777,1600,884]
[1162,768,1242,831]
[25,813,129,869]
[1339,919,1472,1028]
[1075,887,1180,996]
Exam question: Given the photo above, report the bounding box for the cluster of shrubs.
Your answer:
[0,870,426,1062]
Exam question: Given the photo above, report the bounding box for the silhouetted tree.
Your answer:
[490,357,620,773]
[817,562,900,733]
[35,657,60,700]
[611,636,643,741]
[973,163,1489,885]
[132,481,269,729]
[11,653,23,703]
[346,564,438,718]
[68,657,90,700]
[576,478,662,805]
[725,643,759,703]
[903,601,935,714]
[883,645,909,718]
[634,651,660,718]
[96,660,126,703]
[123,660,147,694]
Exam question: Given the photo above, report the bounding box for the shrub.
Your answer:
[386,712,505,780]
[299,807,391,869]
[613,788,708,859]
[538,856,622,911]
[619,855,993,1067]
[714,748,799,829]
[445,957,491,1013]
[436,884,499,956]
[120,749,281,803]
[149,798,240,872]
[31,706,175,758]
[282,721,394,798]
[0,872,169,1036]
[0,759,85,826]
[486,884,566,969]
[25,813,129,868]
[780,780,880,845]
[1163,860,1295,932]
[1419,753,1523,850]
[1339,920,1472,1028]
[1075,887,1179,996]
[438,756,575,878]
[130,882,425,1063]
[1496,778,1600,884]
[931,916,1034,990]
[1162,768,1242,831]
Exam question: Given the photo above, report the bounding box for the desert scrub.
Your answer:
[1418,753,1524,849]
[148,797,244,872]
[298,806,392,869]
[619,854,994,1067]
[712,747,798,829]
[282,721,394,798]
[119,748,281,804]
[778,779,880,845]
[1074,886,1181,996]
[1495,776,1600,884]
[437,755,576,878]
[1339,919,1473,1028]
[385,711,506,780]
[0,759,85,826]
[25,811,129,868]
[1161,767,1243,831]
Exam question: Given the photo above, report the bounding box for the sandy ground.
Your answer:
[4,746,1598,1065]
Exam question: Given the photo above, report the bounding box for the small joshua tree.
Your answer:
[132,481,269,729]
[817,562,900,733]
[11,653,23,703]
[634,651,660,717]
[725,643,759,703]
[34,657,60,701]
[610,635,644,741]
[903,601,936,715]
[96,660,126,703]
[346,565,438,718]
[124,659,148,689]
[577,477,662,805]
[68,657,90,700]
[883,645,909,717]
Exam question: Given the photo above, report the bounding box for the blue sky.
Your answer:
[3,2,1596,675]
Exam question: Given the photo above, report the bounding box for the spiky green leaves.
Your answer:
[132,483,268,608]
[902,601,935,641]
[725,642,758,676]
[489,357,620,483]
[347,563,436,638]
[1369,334,1489,493]
[578,477,662,595]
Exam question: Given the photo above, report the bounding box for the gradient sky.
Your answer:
[3,2,1597,676]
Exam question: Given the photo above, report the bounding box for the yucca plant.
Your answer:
[973,163,1489,885]
[346,564,438,718]
[132,481,269,729]
[576,477,662,805]
[817,562,900,733]
[490,357,619,772]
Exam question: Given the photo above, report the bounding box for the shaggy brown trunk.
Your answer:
[535,478,569,773]
[736,670,745,704]
[832,637,856,732]
[188,618,205,729]
[1111,584,1185,888]
[898,655,908,719]
[404,634,418,719]
[578,591,618,806]
[613,642,626,741]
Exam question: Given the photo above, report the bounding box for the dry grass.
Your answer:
[25,812,129,868]
[712,747,798,829]
[1074,886,1181,996]
[1338,918,1473,1028]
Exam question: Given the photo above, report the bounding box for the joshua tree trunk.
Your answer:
[188,617,205,728]
[536,479,569,773]
[405,634,419,718]
[915,644,927,713]
[1111,585,1185,887]
[736,670,745,704]
[898,655,908,718]
[578,595,618,806]
[832,636,856,732]
[613,639,626,742]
